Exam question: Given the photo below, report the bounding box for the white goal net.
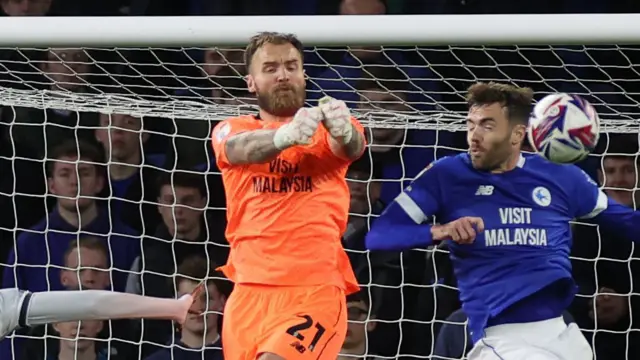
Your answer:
[1,15,639,360]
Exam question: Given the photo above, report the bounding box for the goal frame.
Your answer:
[1,14,640,47]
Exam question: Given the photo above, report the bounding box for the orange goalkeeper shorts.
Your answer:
[222,284,347,360]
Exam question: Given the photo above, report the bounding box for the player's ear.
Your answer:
[511,124,526,145]
[245,74,256,94]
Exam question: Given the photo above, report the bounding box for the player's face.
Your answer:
[599,157,638,207]
[178,280,224,335]
[246,42,305,118]
[343,301,375,349]
[467,103,518,171]
[95,113,147,162]
[48,156,104,212]
[54,320,103,351]
[157,185,206,237]
[61,246,110,290]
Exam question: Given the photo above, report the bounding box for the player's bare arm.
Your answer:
[224,107,324,165]
[225,129,282,165]
[319,96,366,160]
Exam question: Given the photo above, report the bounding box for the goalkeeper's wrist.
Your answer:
[273,124,295,150]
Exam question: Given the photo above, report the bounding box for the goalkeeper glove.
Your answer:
[318,96,353,144]
[273,107,323,150]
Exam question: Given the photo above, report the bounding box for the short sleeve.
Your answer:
[394,159,444,224]
[569,166,608,219]
[210,118,255,169]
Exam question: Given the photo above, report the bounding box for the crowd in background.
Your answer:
[0,0,640,359]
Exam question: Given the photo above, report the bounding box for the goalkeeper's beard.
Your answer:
[256,85,305,118]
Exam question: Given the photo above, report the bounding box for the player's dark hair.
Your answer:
[244,32,305,71]
[175,255,233,297]
[466,82,534,125]
[46,139,104,177]
[156,171,207,198]
[63,237,109,266]
[355,65,410,94]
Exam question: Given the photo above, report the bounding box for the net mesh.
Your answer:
[0,44,638,359]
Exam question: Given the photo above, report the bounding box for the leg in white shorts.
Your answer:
[468,316,593,360]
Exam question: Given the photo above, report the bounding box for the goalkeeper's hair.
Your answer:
[466,81,534,125]
[244,31,304,70]
[175,255,233,297]
[46,139,104,177]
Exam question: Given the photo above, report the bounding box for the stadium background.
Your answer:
[0,0,640,359]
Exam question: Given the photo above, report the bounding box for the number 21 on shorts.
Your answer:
[286,314,327,354]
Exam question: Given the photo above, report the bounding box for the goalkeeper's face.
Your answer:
[247,43,306,118]
[467,103,516,171]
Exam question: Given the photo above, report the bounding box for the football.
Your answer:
[527,93,600,164]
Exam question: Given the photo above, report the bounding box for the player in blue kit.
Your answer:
[365,82,640,360]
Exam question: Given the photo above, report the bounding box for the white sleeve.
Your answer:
[23,290,191,327]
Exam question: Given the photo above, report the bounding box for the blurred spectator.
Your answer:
[338,290,383,360]
[571,136,640,360]
[40,48,92,92]
[128,171,228,356]
[4,49,99,163]
[95,113,163,234]
[354,65,456,204]
[21,239,134,360]
[144,255,229,360]
[24,319,108,360]
[344,154,383,254]
[3,140,139,293]
[60,237,110,291]
[306,0,440,110]
[1,0,52,16]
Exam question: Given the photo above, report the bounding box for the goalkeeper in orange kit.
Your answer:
[211,32,367,360]
[0,287,199,340]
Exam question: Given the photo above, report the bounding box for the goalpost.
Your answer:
[0,13,639,359]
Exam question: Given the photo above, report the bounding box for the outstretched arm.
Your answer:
[366,162,442,251]
[18,290,195,328]
[365,194,436,251]
[215,108,324,166]
[588,197,640,241]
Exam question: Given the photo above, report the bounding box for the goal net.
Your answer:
[0,14,639,360]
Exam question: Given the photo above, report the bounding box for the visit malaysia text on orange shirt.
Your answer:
[211,115,364,295]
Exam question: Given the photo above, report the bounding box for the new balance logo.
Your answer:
[475,185,494,196]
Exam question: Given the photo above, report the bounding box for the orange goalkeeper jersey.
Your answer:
[211,114,364,295]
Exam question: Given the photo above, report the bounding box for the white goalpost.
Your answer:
[0,13,639,360]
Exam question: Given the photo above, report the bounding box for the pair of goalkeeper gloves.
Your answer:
[273,96,353,150]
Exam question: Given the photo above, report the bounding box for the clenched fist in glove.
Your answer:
[318,96,353,143]
[273,107,324,150]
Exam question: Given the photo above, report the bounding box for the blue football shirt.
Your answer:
[366,152,619,343]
